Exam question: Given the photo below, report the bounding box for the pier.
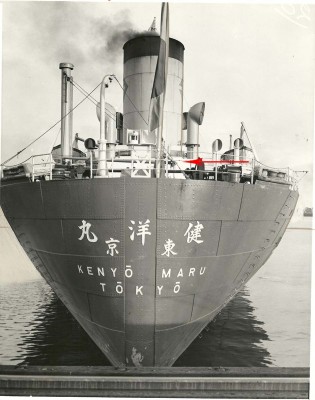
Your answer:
[0,366,309,398]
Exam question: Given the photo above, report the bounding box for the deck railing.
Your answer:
[30,153,54,182]
[1,149,298,189]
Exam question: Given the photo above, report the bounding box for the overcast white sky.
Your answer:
[1,1,314,207]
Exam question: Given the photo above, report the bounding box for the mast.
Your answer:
[148,3,169,178]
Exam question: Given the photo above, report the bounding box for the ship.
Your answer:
[1,4,298,367]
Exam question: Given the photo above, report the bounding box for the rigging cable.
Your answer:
[72,78,147,134]
[71,80,117,123]
[71,80,132,134]
[43,127,62,164]
[113,76,149,126]
[161,143,185,174]
[1,82,102,167]
[72,80,116,116]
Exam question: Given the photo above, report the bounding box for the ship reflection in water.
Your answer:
[0,280,109,366]
[175,287,271,367]
[0,279,271,367]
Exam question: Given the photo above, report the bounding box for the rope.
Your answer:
[51,128,61,149]
[1,82,101,167]
[71,81,117,125]
[72,80,98,106]
[73,78,147,133]
[241,123,256,160]
[72,80,116,119]
[255,159,290,171]
[241,123,293,171]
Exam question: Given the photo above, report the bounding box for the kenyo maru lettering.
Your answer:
[161,267,207,278]
[76,264,207,295]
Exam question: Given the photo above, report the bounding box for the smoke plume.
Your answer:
[4,2,150,84]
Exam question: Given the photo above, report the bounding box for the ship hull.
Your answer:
[1,177,298,366]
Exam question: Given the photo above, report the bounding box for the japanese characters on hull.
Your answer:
[74,221,213,296]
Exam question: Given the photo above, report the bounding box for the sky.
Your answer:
[1,1,314,208]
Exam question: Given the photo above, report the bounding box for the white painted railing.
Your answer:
[1,149,298,189]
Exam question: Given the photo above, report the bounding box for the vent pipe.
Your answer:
[96,102,117,160]
[229,134,233,150]
[59,63,74,163]
[234,138,243,165]
[186,102,205,159]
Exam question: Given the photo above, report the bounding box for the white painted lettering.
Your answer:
[174,282,181,294]
[105,238,120,256]
[125,265,133,278]
[162,268,171,278]
[97,267,105,277]
[78,265,83,274]
[78,220,98,242]
[161,239,177,257]
[177,268,183,278]
[189,268,195,277]
[116,282,123,294]
[111,267,117,278]
[87,266,93,276]
[200,267,206,275]
[136,286,143,296]
[184,221,204,244]
[157,285,163,295]
[100,283,106,292]
[129,220,151,246]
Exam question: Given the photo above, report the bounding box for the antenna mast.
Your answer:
[148,17,157,32]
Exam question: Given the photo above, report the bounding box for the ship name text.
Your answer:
[76,264,208,295]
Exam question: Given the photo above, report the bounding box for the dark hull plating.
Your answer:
[1,178,298,366]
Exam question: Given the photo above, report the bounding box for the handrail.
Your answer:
[31,153,55,182]
[1,149,295,171]
[1,150,298,188]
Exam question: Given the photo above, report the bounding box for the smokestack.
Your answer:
[186,102,205,159]
[59,63,74,163]
[123,36,184,147]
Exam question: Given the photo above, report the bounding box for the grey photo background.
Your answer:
[0,1,313,368]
